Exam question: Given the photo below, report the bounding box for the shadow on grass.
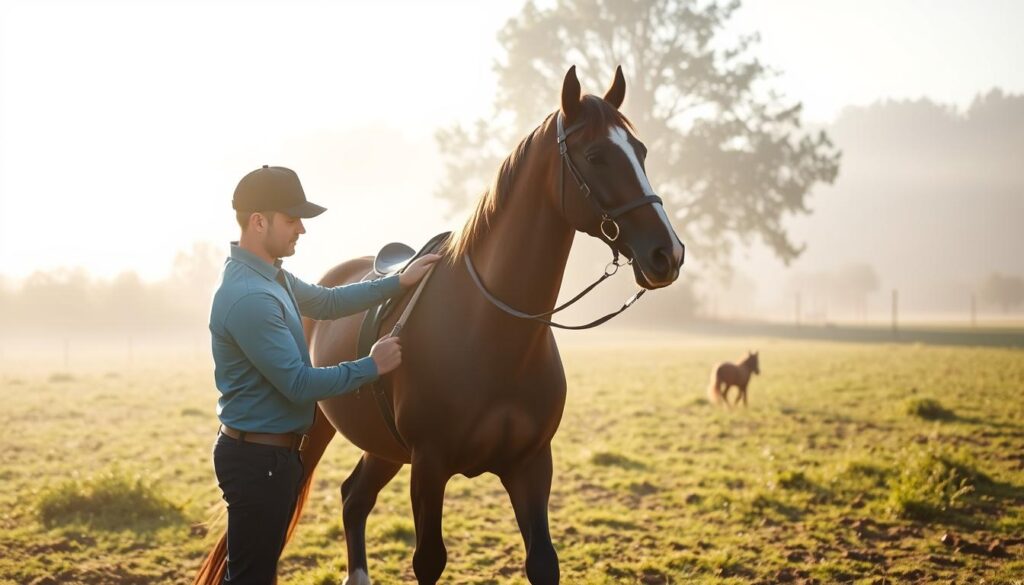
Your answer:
[589,450,647,470]
[904,398,955,421]
[955,414,1024,433]
[748,492,805,521]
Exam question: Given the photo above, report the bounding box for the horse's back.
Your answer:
[714,361,742,385]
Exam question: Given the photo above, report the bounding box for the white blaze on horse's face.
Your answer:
[607,125,676,239]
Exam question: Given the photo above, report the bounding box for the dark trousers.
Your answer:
[213,432,305,584]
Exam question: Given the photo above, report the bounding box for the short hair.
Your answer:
[236,210,276,231]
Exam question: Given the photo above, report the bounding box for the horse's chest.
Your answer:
[455,404,557,473]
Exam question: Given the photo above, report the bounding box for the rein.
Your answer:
[464,112,662,330]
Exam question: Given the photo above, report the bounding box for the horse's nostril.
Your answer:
[651,247,672,276]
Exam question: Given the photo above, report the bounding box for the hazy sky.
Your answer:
[1,0,1022,284]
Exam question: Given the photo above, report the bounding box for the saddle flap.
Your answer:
[373,242,417,276]
[358,231,452,359]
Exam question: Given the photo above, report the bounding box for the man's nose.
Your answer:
[297,220,306,234]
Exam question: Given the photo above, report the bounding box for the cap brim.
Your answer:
[280,200,327,218]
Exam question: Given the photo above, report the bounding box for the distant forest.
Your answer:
[786,89,1024,313]
[0,243,221,336]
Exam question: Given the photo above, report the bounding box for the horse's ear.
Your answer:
[561,65,582,124]
[603,65,625,109]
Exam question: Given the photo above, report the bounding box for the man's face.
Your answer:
[259,212,306,259]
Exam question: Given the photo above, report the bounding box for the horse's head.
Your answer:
[747,351,760,375]
[554,66,684,290]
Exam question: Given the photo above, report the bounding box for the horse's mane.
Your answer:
[442,96,635,262]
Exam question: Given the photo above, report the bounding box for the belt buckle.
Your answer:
[297,433,309,452]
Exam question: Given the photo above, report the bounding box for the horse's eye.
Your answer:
[586,154,605,166]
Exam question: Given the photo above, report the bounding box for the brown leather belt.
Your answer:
[219,424,309,452]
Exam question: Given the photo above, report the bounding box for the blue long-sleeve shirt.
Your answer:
[209,242,402,433]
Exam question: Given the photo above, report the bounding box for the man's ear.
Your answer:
[251,212,269,232]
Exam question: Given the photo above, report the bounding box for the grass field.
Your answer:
[1,336,1022,584]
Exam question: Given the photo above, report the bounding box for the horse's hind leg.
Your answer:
[410,451,451,585]
[500,444,559,584]
[340,452,402,585]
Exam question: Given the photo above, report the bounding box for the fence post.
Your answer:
[970,293,976,328]
[795,292,801,327]
[891,289,899,335]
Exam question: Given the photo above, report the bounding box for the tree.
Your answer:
[834,263,879,322]
[979,273,1024,313]
[435,0,840,271]
[168,241,223,313]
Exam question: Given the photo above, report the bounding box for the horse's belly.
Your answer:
[320,391,411,463]
[308,278,410,464]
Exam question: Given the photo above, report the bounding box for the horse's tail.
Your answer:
[707,366,721,404]
[191,408,337,585]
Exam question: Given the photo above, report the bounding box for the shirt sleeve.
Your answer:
[225,292,379,403]
[288,271,403,320]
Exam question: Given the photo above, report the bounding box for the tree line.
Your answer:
[0,243,221,335]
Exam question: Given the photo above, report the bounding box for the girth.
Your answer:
[356,231,451,450]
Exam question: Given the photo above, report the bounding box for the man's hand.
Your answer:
[399,254,442,287]
[369,335,402,375]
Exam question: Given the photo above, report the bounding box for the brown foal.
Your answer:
[709,351,760,407]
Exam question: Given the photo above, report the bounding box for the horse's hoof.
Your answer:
[342,568,371,585]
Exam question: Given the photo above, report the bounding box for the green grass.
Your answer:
[1,337,1023,583]
[37,467,182,530]
[887,441,993,523]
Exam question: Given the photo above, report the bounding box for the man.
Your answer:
[208,165,439,583]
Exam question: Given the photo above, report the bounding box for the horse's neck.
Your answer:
[739,359,753,377]
[469,145,574,319]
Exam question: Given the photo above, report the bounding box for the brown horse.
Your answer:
[193,65,683,585]
[709,351,760,407]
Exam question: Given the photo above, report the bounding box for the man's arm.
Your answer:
[289,272,402,320]
[226,292,378,403]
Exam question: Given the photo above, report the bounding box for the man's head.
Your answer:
[233,165,325,260]
[237,210,306,259]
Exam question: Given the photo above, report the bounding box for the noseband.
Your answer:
[464,112,664,330]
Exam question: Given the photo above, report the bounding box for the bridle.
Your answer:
[556,112,663,243]
[464,111,665,330]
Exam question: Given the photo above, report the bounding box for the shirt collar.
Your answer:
[229,241,283,282]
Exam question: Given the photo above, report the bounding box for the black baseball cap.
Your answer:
[232,165,327,218]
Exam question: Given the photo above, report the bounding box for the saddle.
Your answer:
[356,231,451,360]
[373,242,417,276]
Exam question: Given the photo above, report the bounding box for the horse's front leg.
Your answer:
[501,443,559,584]
[410,450,450,584]
[340,452,402,585]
